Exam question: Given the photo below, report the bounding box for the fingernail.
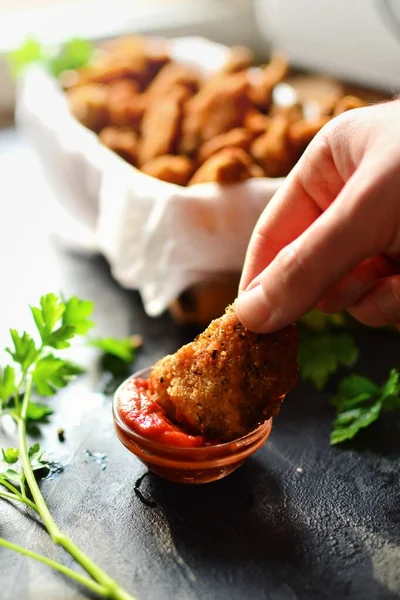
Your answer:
[236,283,270,331]
[379,288,400,315]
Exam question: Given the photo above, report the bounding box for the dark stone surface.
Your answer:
[0,129,399,600]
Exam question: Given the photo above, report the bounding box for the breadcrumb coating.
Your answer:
[149,305,298,441]
[189,148,263,185]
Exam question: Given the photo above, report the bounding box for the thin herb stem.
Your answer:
[0,538,108,597]
[0,488,38,512]
[0,475,23,497]
[17,375,137,600]
[0,491,20,502]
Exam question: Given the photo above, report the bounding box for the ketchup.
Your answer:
[118,378,209,448]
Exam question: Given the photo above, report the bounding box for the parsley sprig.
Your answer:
[299,310,359,390]
[330,368,400,445]
[0,293,136,600]
[8,37,93,78]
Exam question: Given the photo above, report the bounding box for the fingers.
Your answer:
[239,131,344,292]
[348,275,400,327]
[236,164,391,332]
[316,255,400,313]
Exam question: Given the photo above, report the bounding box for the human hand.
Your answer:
[236,100,400,332]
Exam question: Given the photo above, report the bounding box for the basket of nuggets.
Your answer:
[16,35,367,323]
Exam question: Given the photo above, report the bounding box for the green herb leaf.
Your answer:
[26,402,53,421]
[0,366,16,407]
[48,38,92,77]
[0,468,22,487]
[28,443,49,473]
[330,368,400,445]
[330,375,380,409]
[331,401,382,445]
[6,330,38,371]
[31,294,75,349]
[33,356,84,396]
[90,337,137,362]
[300,309,346,332]
[7,38,42,77]
[1,448,19,464]
[299,331,359,390]
[62,296,94,335]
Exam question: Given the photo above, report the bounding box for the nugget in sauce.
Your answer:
[149,305,298,442]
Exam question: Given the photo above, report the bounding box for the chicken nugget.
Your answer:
[220,45,255,74]
[146,62,200,103]
[251,115,295,177]
[333,95,366,116]
[288,116,331,153]
[141,155,195,186]
[189,148,261,185]
[149,305,298,441]
[67,84,108,132]
[73,55,147,87]
[107,80,146,130]
[180,72,251,155]
[99,126,138,165]
[139,85,189,165]
[198,128,255,163]
[244,109,271,136]
[106,36,170,84]
[270,102,303,124]
[249,53,289,111]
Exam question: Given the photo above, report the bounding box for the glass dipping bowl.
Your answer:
[113,367,272,484]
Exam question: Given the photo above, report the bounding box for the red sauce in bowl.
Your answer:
[118,378,210,448]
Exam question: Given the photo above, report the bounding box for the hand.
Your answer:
[236,100,400,333]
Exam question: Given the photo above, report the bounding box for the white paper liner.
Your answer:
[16,36,283,316]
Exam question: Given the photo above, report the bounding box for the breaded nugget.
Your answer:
[180,72,251,155]
[244,109,271,136]
[141,155,195,186]
[72,56,147,87]
[333,95,366,116]
[146,62,200,103]
[288,116,331,153]
[251,115,295,177]
[139,85,189,165]
[249,53,289,111]
[71,45,167,91]
[189,148,262,185]
[270,102,303,123]
[107,80,146,130]
[67,84,108,132]
[220,45,255,74]
[99,126,138,164]
[197,128,255,163]
[149,305,298,441]
[106,36,170,79]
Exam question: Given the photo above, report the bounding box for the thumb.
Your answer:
[236,165,392,332]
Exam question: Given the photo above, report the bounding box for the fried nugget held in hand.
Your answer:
[189,148,263,185]
[149,305,298,442]
[141,155,195,186]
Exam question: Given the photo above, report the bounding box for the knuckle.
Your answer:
[276,243,307,280]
